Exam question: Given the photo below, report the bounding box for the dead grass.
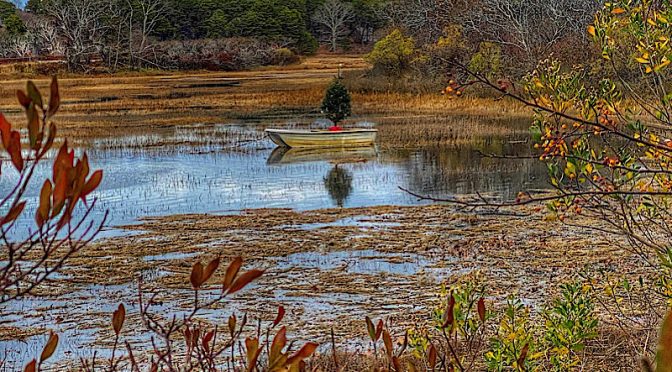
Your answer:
[375,114,530,148]
[2,204,656,369]
[0,55,528,147]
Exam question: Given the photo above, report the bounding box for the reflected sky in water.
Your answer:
[0,122,549,235]
[0,120,550,364]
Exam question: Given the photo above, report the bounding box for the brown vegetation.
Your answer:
[4,203,654,369]
[0,55,525,146]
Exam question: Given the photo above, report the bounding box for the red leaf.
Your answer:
[383,330,393,358]
[273,305,285,327]
[36,180,52,227]
[80,153,90,179]
[428,344,437,368]
[375,319,383,341]
[478,298,486,323]
[517,343,529,367]
[51,172,67,218]
[52,142,70,181]
[8,131,23,172]
[202,330,215,353]
[48,76,60,117]
[81,170,103,201]
[202,257,220,284]
[442,293,455,329]
[227,269,263,294]
[245,337,261,372]
[0,113,10,149]
[184,326,200,349]
[270,326,287,362]
[24,359,36,372]
[223,256,242,291]
[190,262,204,289]
[2,202,25,225]
[287,342,319,365]
[16,89,31,108]
[112,303,125,336]
[40,332,58,362]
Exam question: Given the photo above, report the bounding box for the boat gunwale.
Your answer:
[265,128,378,135]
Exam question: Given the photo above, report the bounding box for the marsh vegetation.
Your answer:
[4,0,672,370]
[0,55,554,369]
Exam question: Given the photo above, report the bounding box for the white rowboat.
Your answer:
[265,128,377,148]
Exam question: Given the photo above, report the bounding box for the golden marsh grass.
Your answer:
[3,205,648,369]
[0,55,530,146]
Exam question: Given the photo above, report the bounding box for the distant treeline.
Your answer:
[1,0,601,75]
[0,0,385,71]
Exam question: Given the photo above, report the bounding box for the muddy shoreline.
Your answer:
[0,203,645,367]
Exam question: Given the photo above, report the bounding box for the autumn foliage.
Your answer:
[1,77,106,306]
[433,0,672,370]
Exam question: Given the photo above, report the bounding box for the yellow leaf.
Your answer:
[655,59,671,72]
[611,8,626,15]
[587,25,596,37]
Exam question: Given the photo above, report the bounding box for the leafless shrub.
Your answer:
[147,38,281,71]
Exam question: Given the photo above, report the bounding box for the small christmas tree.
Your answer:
[321,78,352,125]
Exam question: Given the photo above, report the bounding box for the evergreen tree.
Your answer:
[320,78,351,124]
[25,0,45,14]
[0,1,25,35]
[324,165,353,207]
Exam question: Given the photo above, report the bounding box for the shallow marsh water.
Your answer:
[1,121,547,237]
[0,118,549,366]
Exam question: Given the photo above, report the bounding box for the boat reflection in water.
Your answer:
[266,146,377,165]
[266,146,377,208]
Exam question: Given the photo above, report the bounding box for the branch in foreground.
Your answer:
[399,187,672,208]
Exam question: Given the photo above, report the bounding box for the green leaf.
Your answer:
[27,103,39,149]
[27,81,43,109]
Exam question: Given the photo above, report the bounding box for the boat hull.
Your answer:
[267,146,377,165]
[265,129,377,148]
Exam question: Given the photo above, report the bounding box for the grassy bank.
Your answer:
[0,55,529,147]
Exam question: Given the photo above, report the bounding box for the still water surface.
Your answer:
[0,122,548,235]
[0,119,549,365]
[2,125,549,236]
